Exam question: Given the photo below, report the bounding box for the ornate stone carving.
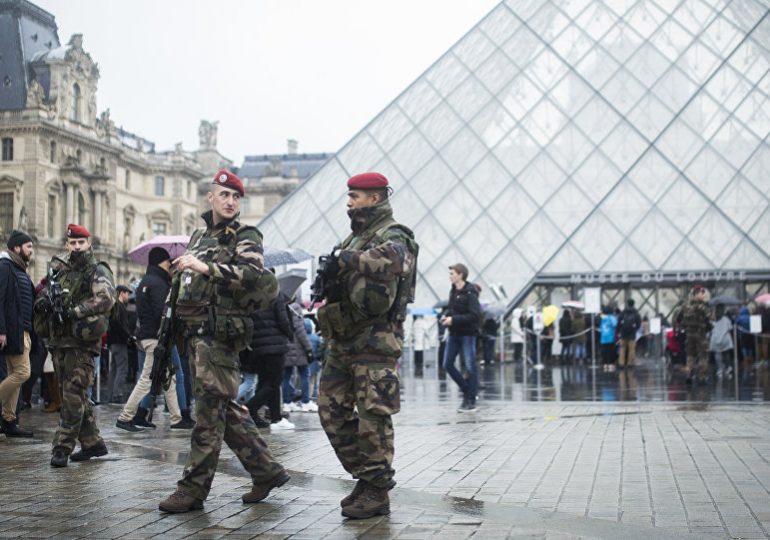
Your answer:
[198,120,218,149]
[26,79,45,108]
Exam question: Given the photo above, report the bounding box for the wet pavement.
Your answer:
[3,352,770,539]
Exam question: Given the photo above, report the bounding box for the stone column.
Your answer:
[65,184,74,225]
[93,190,102,239]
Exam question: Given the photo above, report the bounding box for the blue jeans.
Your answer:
[308,360,321,399]
[238,372,257,403]
[443,334,478,403]
[573,342,586,360]
[138,346,187,410]
[283,365,310,404]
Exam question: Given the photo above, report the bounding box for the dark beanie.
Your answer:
[7,230,32,250]
[148,247,171,266]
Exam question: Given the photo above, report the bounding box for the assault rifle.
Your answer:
[148,280,179,422]
[45,268,67,325]
[310,253,341,305]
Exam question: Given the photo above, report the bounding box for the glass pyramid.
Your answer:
[258,0,770,307]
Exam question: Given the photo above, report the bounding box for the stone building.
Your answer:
[0,0,229,282]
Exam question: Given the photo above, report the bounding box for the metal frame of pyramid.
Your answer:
[258,0,770,308]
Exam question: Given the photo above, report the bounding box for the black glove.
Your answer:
[322,251,341,280]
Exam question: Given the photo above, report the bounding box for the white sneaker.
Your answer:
[300,401,318,412]
[271,418,295,430]
[282,402,297,413]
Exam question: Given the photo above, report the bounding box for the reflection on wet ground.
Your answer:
[403,348,770,404]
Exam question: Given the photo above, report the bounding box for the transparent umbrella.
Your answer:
[264,246,313,267]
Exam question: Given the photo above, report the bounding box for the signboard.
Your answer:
[751,314,762,334]
[584,287,601,314]
[650,317,661,335]
[533,311,544,334]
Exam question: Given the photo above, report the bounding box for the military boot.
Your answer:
[50,447,69,468]
[158,490,204,513]
[1,417,34,438]
[70,440,108,461]
[341,479,396,508]
[133,406,156,428]
[242,471,291,503]
[341,483,390,519]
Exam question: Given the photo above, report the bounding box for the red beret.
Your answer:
[347,172,389,190]
[67,223,90,238]
[212,169,245,196]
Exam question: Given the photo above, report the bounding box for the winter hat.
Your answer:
[6,229,32,250]
[148,247,171,266]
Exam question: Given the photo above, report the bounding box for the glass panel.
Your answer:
[527,3,570,40]
[629,209,684,267]
[716,175,768,231]
[602,243,654,272]
[294,220,340,257]
[417,100,464,151]
[525,49,569,92]
[624,0,668,40]
[453,28,497,70]
[518,151,565,206]
[683,144,738,200]
[704,63,753,112]
[388,129,435,180]
[498,74,544,122]
[678,91,730,142]
[544,243,595,272]
[575,47,621,90]
[447,75,493,121]
[699,14,742,57]
[273,187,321,245]
[572,149,622,204]
[574,2,620,41]
[501,25,545,69]
[324,192,353,241]
[337,132,385,177]
[431,183,483,240]
[463,154,512,208]
[569,210,625,268]
[469,99,516,147]
[560,0,591,18]
[426,53,470,98]
[752,17,770,52]
[522,97,568,145]
[710,117,762,170]
[302,158,350,214]
[551,23,595,64]
[548,121,593,174]
[258,218,289,248]
[550,71,596,117]
[599,21,644,65]
[626,148,680,204]
[398,78,441,125]
[442,128,489,178]
[624,42,672,89]
[734,89,770,140]
[626,93,675,141]
[599,121,649,173]
[540,179,594,236]
[729,40,770,86]
[483,242,535,297]
[475,50,518,96]
[648,18,694,62]
[513,211,565,268]
[686,207,743,266]
[412,214,452,264]
[573,94,622,146]
[456,214,509,269]
[505,0,542,20]
[601,179,651,236]
[479,4,522,45]
[722,0,767,33]
[676,40,720,87]
[487,179,539,236]
[493,125,540,176]
[672,0,717,35]
[600,67,647,115]
[749,209,770,255]
[605,0,637,17]
[656,117,705,169]
[650,66,698,114]
[723,239,770,269]
[370,155,408,193]
[661,239,715,269]
[367,106,414,153]
[741,142,770,197]
[389,184,430,226]
[656,177,710,234]
[408,156,458,207]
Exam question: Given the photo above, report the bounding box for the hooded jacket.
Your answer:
[0,251,35,355]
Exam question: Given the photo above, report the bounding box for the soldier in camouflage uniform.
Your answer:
[681,285,712,383]
[33,224,116,467]
[316,172,418,519]
[159,170,289,513]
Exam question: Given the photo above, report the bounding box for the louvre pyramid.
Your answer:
[259,0,770,307]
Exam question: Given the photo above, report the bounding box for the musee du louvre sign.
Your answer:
[534,270,770,287]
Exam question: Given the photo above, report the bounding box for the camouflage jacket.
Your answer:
[175,210,278,324]
[324,200,417,357]
[681,298,711,336]
[37,251,116,353]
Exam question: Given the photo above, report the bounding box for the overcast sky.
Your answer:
[35,0,498,164]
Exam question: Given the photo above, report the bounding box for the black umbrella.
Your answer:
[708,294,742,306]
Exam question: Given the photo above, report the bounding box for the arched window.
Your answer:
[71,83,81,122]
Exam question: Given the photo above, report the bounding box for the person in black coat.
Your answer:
[0,230,37,437]
[105,285,132,402]
[440,263,482,412]
[240,291,293,429]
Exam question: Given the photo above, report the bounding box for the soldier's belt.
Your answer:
[180,319,213,337]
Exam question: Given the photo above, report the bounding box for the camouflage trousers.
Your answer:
[318,350,400,488]
[686,334,709,377]
[51,347,103,453]
[177,336,285,501]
